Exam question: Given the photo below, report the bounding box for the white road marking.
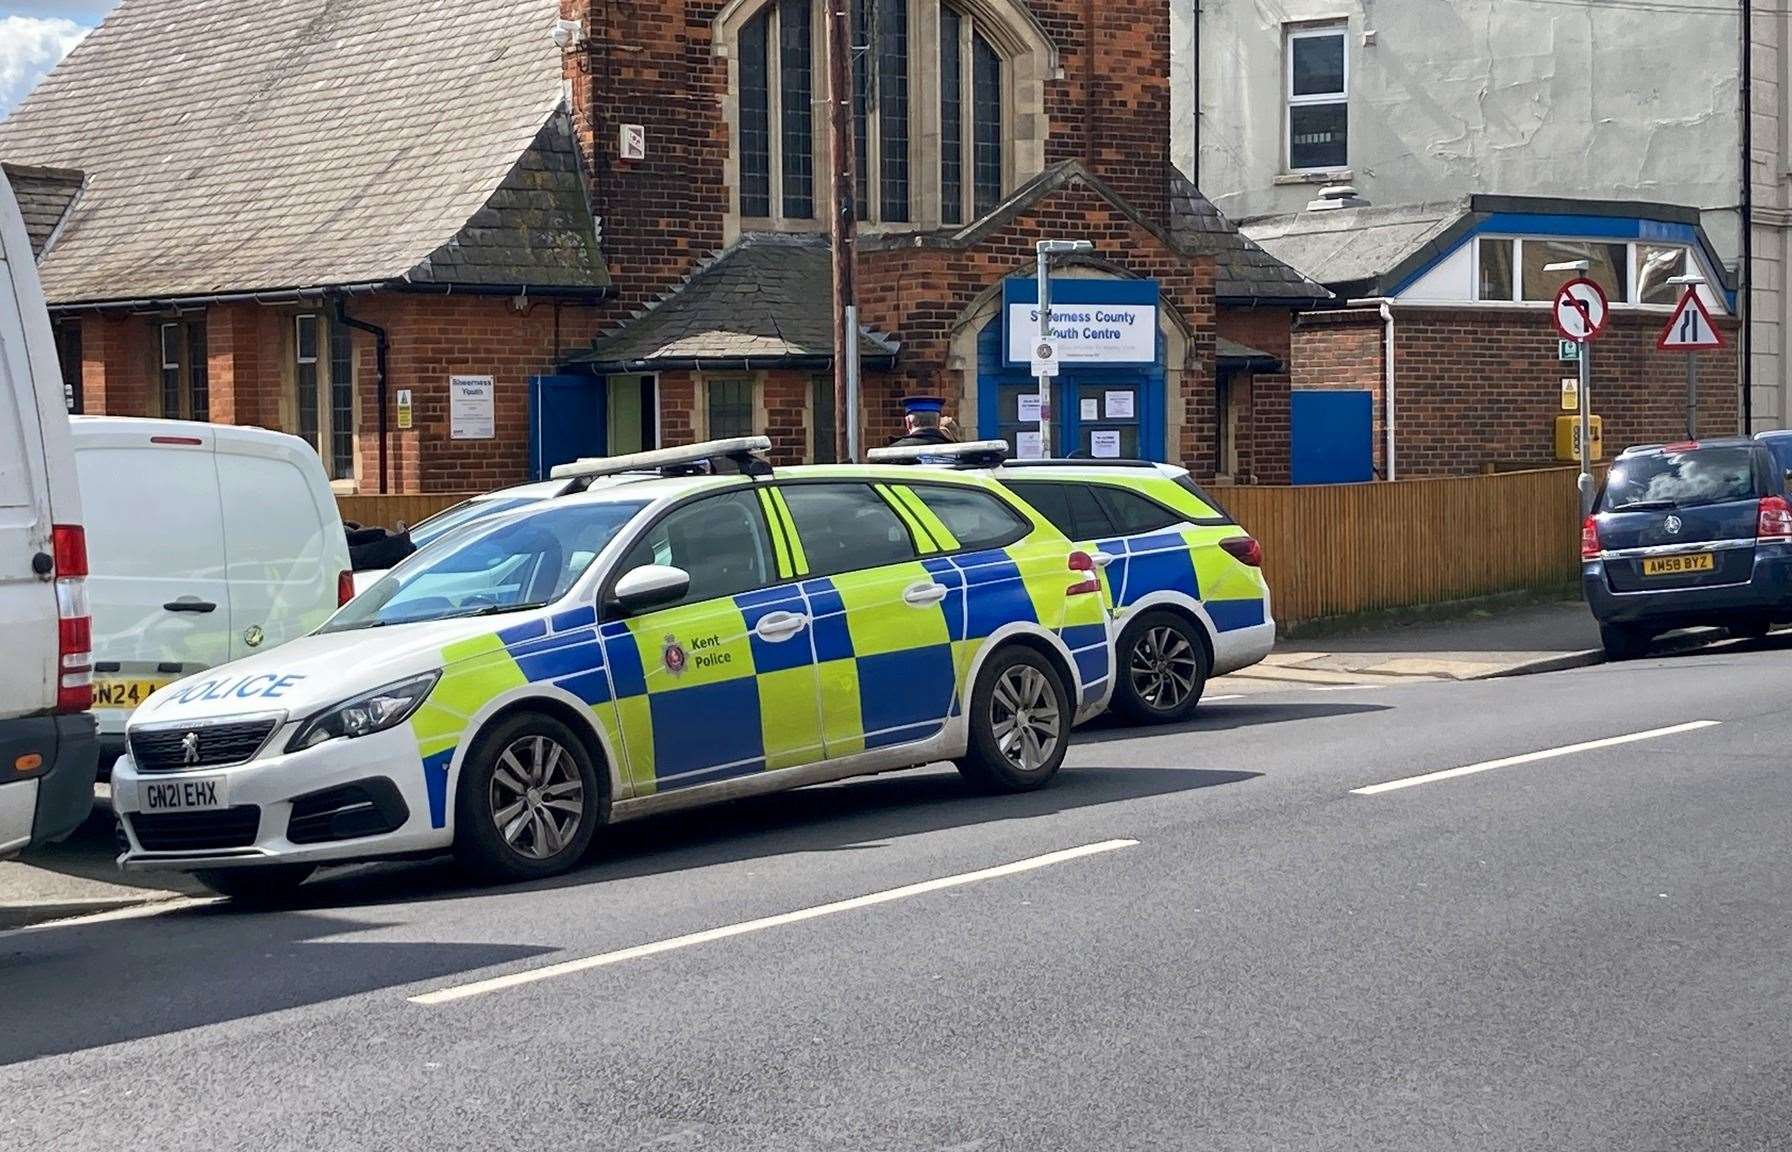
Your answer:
[1350,720,1721,796]
[1204,694,1243,702]
[1308,683,1390,692]
[410,839,1141,1005]
[0,895,218,940]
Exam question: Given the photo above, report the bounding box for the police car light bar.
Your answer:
[865,440,1012,468]
[550,436,774,482]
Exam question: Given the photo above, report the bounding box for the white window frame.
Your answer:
[1468,236,1711,310]
[1285,23,1349,174]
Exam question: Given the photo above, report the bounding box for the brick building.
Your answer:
[0,0,1328,493]
[1244,196,1742,480]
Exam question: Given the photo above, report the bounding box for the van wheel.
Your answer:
[1599,624,1652,661]
[193,864,315,904]
[956,646,1071,794]
[453,712,601,883]
[1111,610,1210,725]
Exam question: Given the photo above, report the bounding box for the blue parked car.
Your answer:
[1583,437,1792,659]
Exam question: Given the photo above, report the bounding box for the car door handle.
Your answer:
[904,582,950,606]
[754,611,809,642]
[163,599,217,614]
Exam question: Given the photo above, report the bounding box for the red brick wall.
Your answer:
[1290,305,1741,479]
[79,314,151,416]
[1218,308,1295,483]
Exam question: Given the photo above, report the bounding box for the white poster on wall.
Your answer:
[1015,430,1045,460]
[1007,303,1157,364]
[1104,390,1135,419]
[1016,393,1044,423]
[1080,398,1099,421]
[450,375,495,440]
[1090,430,1122,459]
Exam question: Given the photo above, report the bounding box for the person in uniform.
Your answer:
[889,396,960,448]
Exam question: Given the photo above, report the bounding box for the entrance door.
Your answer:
[606,375,658,456]
[529,375,603,480]
[977,319,1165,460]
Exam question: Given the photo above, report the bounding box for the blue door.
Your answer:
[529,375,604,481]
[975,320,1166,460]
[1290,390,1374,484]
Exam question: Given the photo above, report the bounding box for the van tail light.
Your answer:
[338,569,356,607]
[1759,495,1792,539]
[1067,551,1101,596]
[1581,515,1603,559]
[52,524,92,713]
[1220,536,1263,568]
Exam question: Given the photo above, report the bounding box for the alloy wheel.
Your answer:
[1130,625,1200,712]
[990,665,1063,772]
[488,735,584,861]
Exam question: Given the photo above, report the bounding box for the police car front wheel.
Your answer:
[453,713,603,882]
[956,647,1071,793]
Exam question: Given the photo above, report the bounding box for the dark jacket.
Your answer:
[888,427,955,448]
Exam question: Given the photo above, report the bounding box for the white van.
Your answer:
[71,418,353,770]
[0,174,97,858]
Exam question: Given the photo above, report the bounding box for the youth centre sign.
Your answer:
[1004,278,1159,368]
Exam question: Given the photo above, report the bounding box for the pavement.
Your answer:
[5,631,1792,1149]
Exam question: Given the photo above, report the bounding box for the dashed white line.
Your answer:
[1350,720,1722,796]
[410,839,1140,1005]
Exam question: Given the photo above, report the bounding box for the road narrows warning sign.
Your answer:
[1657,288,1723,351]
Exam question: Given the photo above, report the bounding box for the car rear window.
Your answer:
[1601,447,1760,511]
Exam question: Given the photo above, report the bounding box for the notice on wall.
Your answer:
[1015,430,1045,460]
[1560,378,1579,413]
[396,389,414,430]
[450,376,495,440]
[1080,398,1099,421]
[1090,430,1122,459]
[1007,302,1158,364]
[1016,393,1044,423]
[1104,391,1135,419]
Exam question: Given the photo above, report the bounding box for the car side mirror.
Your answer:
[609,564,690,616]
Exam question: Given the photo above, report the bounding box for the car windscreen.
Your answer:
[323,501,647,631]
[1600,447,1758,512]
[409,496,542,549]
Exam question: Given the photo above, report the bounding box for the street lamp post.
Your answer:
[1035,240,1094,458]
[1668,272,1709,439]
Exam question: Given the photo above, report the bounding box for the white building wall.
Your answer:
[1750,4,1788,431]
[1177,0,1743,261]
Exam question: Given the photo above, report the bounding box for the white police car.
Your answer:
[112,439,1113,898]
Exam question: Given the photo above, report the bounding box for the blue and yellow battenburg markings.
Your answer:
[1097,528,1267,633]
[401,478,1112,821]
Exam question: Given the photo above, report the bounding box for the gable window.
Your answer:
[156,319,208,422]
[1474,237,1704,309]
[1286,24,1347,172]
[292,313,356,481]
[729,0,1043,229]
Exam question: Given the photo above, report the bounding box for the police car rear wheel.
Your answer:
[956,647,1070,793]
[1113,611,1209,724]
[454,714,601,882]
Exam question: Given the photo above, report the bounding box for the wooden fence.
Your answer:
[337,466,1591,628]
[1220,467,1588,626]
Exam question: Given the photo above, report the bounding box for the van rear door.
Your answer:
[0,267,57,716]
[73,421,230,736]
[215,427,349,661]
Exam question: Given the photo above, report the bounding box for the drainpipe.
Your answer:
[334,296,391,495]
[1380,300,1396,481]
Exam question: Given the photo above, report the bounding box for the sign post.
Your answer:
[1031,240,1095,458]
[1657,277,1722,439]
[1551,274,1610,514]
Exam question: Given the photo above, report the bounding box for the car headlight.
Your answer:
[286,672,440,753]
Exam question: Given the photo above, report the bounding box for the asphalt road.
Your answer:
[4,637,1792,1151]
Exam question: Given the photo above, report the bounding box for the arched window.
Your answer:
[727,0,1050,231]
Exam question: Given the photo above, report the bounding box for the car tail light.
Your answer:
[1581,515,1602,559]
[1219,536,1263,568]
[52,524,92,713]
[1067,551,1101,596]
[338,569,356,607]
[1759,495,1792,539]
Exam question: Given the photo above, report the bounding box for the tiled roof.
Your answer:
[574,235,897,369]
[1168,171,1332,304]
[0,0,606,304]
[1,163,83,260]
[1217,338,1281,367]
[1239,201,1464,292]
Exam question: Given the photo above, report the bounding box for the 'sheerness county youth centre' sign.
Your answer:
[1004,278,1159,367]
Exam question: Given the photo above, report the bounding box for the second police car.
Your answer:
[110,439,1114,897]
[869,443,1274,723]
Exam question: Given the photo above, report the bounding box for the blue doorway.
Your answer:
[975,318,1166,460]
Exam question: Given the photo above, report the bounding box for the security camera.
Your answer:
[551,17,582,49]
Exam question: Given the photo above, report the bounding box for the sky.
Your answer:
[0,2,115,117]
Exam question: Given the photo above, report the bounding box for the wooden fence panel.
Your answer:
[1217,467,1587,626]
[337,493,472,530]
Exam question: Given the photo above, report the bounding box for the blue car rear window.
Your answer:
[1602,447,1757,511]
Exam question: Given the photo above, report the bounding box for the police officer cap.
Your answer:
[902,396,946,415]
